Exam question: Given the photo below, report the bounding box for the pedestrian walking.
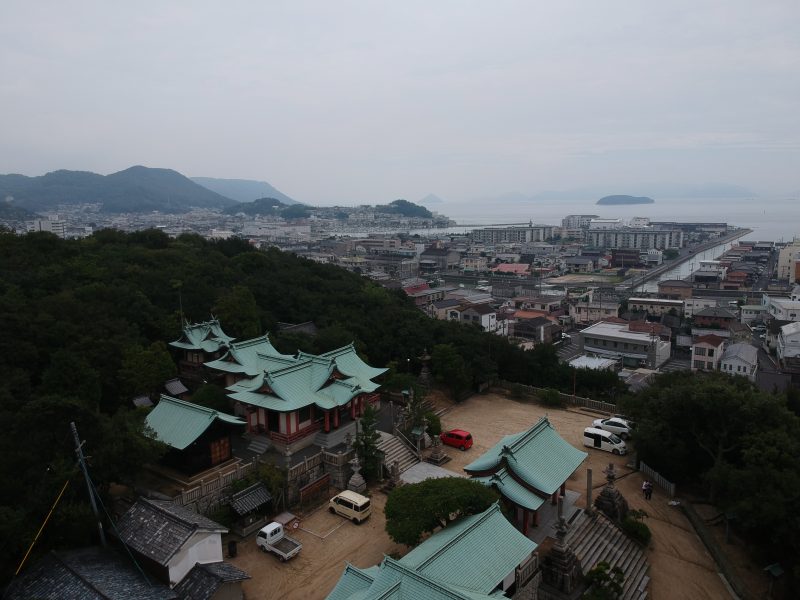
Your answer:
[644,481,653,500]
[641,480,648,499]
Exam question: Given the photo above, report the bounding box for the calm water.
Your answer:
[431,196,800,243]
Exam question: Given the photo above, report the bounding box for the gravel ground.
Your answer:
[229,390,763,599]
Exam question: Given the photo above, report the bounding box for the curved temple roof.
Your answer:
[465,417,587,496]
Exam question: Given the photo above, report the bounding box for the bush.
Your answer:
[424,411,442,436]
[621,516,652,545]
[538,388,565,408]
[509,383,530,400]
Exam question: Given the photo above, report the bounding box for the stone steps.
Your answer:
[377,431,420,473]
[565,509,650,600]
[246,435,271,455]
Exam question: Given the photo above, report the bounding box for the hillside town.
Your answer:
[4,209,800,600]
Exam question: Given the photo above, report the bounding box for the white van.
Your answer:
[583,427,627,455]
[329,490,372,524]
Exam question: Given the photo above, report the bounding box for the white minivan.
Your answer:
[329,490,372,524]
[583,427,627,455]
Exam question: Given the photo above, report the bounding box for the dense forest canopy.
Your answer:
[0,228,621,585]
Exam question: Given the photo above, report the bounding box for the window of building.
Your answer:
[696,347,707,356]
[693,360,703,369]
[708,349,714,357]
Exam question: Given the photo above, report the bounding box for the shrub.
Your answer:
[424,411,442,436]
[509,383,530,400]
[538,388,565,408]
[621,516,652,545]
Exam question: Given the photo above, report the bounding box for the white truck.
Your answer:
[255,522,302,561]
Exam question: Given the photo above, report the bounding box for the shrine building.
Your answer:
[464,417,587,535]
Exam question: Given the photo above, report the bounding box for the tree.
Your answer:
[583,561,624,599]
[213,285,261,339]
[355,403,381,481]
[384,478,498,546]
[191,384,231,413]
[431,344,471,400]
[118,342,176,399]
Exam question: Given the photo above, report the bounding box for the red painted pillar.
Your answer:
[324,411,330,433]
[551,491,558,505]
[560,482,566,497]
[333,409,339,429]
[532,510,539,527]
[350,400,356,419]
[285,413,292,435]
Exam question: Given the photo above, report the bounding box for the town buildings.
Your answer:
[585,227,684,250]
[471,223,555,244]
[719,343,759,381]
[578,321,671,368]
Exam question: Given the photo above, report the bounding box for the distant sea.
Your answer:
[430,196,800,243]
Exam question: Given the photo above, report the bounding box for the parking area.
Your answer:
[230,391,740,600]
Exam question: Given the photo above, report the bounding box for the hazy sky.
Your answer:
[1,1,798,204]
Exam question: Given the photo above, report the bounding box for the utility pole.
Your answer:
[70,421,107,547]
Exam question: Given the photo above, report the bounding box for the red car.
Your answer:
[440,429,473,451]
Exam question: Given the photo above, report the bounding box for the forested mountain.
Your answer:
[223,197,310,218]
[375,199,433,218]
[192,176,297,205]
[0,166,238,214]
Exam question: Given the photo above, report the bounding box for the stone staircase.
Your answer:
[565,509,650,600]
[313,421,357,449]
[377,431,420,474]
[246,434,271,455]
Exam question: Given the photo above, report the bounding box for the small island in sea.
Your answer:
[596,194,655,205]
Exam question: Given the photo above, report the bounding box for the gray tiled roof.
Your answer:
[164,379,189,396]
[5,547,177,600]
[174,562,250,600]
[229,482,272,516]
[116,499,227,566]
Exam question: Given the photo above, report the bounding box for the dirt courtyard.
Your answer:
[230,392,762,600]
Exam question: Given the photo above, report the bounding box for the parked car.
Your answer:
[592,417,634,439]
[583,427,627,455]
[256,522,302,561]
[329,490,372,524]
[440,429,473,451]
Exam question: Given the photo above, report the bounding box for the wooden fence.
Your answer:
[639,460,676,498]
[498,380,618,414]
[174,459,257,507]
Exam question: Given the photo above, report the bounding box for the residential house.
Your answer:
[428,298,463,320]
[459,303,500,333]
[419,246,461,273]
[5,547,178,600]
[684,297,720,318]
[465,417,587,535]
[740,304,768,325]
[569,300,621,325]
[115,498,233,588]
[763,294,800,322]
[719,343,759,381]
[657,279,693,300]
[777,322,800,370]
[693,307,737,329]
[578,320,671,368]
[325,503,540,600]
[510,314,562,344]
[691,335,726,372]
[174,562,251,600]
[460,254,489,272]
[627,297,684,317]
[205,338,386,453]
[403,282,459,307]
[146,396,245,475]
[564,256,595,272]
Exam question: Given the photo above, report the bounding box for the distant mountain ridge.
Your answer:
[191,177,297,205]
[0,166,238,214]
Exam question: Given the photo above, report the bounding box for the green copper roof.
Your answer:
[218,342,385,415]
[473,469,546,512]
[205,335,294,376]
[145,395,245,450]
[464,417,587,496]
[169,318,235,353]
[326,503,535,600]
[326,557,500,600]
[400,502,536,594]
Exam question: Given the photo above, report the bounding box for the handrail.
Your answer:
[392,429,420,458]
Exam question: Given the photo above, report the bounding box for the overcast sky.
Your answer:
[1,1,798,204]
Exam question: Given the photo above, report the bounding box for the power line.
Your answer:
[14,479,71,576]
